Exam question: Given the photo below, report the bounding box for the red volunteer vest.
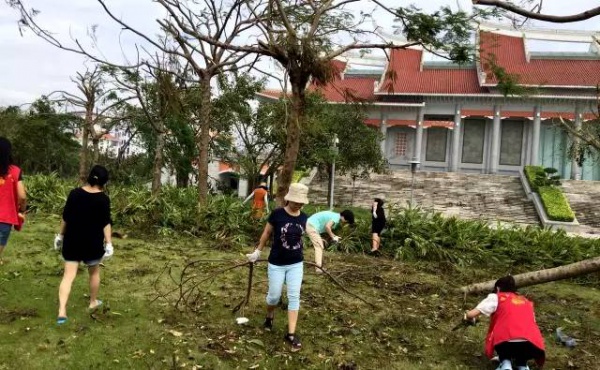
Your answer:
[485,292,545,366]
[0,165,22,228]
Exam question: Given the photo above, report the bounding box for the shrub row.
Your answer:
[538,186,576,222]
[524,165,575,223]
[25,174,599,271]
[26,173,261,249]
[524,165,544,192]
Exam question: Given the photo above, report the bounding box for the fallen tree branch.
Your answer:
[154,257,377,311]
[460,256,600,295]
[232,262,254,314]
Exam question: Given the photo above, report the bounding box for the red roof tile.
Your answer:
[312,77,377,102]
[480,32,600,87]
[379,49,486,94]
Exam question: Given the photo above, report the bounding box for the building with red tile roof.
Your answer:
[257,23,600,180]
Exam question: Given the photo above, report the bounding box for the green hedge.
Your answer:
[524,165,545,192]
[539,186,576,222]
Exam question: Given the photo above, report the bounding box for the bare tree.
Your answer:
[48,66,131,182]
[6,0,260,205]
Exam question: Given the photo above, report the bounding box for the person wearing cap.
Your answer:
[243,181,269,219]
[463,275,545,370]
[306,209,354,271]
[246,183,309,352]
[53,165,114,325]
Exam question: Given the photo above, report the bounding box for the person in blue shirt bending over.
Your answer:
[306,209,354,272]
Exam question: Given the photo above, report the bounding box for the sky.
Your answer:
[0,0,599,107]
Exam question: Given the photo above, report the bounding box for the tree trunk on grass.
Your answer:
[460,256,600,295]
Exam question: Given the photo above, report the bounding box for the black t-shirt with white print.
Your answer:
[267,207,307,266]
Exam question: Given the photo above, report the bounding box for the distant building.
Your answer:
[257,23,600,180]
[74,125,145,158]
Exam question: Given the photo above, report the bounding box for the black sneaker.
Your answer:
[263,317,273,331]
[284,333,302,352]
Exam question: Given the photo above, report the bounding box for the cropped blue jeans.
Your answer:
[266,262,303,311]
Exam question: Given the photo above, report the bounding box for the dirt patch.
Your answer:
[0,307,39,324]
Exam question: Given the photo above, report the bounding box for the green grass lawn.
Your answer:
[1,215,599,369]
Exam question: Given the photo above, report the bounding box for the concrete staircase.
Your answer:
[309,171,540,226]
[562,180,600,235]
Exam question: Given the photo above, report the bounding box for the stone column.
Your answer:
[450,104,461,172]
[489,105,501,174]
[531,105,541,166]
[571,106,583,180]
[380,113,387,158]
[413,107,424,164]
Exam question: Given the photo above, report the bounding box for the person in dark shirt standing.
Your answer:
[370,198,386,254]
[246,183,309,352]
[53,165,114,324]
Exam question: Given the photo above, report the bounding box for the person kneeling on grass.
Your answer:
[464,275,545,370]
[306,209,354,272]
[53,165,114,325]
[246,183,309,352]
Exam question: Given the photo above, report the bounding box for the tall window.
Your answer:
[395,132,408,157]
[426,128,448,162]
[500,120,524,166]
[462,119,485,164]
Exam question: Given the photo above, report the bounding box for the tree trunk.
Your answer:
[176,170,189,188]
[269,172,275,195]
[151,130,165,195]
[78,113,91,183]
[91,137,100,164]
[327,163,333,207]
[460,256,600,295]
[196,77,212,206]
[275,86,305,206]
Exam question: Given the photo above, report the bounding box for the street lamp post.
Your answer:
[409,160,420,207]
[328,134,339,210]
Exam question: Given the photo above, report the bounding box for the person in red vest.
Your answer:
[464,275,545,370]
[0,137,27,265]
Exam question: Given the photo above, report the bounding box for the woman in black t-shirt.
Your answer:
[246,183,309,352]
[370,198,386,253]
[53,165,113,325]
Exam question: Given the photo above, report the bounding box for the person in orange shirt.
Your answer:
[243,182,269,219]
[464,276,545,370]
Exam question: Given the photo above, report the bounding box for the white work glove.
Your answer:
[54,234,63,251]
[332,235,341,243]
[246,249,261,263]
[104,242,114,259]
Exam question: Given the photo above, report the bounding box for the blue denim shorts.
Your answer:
[0,223,12,246]
[63,258,102,267]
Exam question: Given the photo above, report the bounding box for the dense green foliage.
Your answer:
[0,99,80,177]
[539,186,576,223]
[26,174,597,272]
[26,174,261,249]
